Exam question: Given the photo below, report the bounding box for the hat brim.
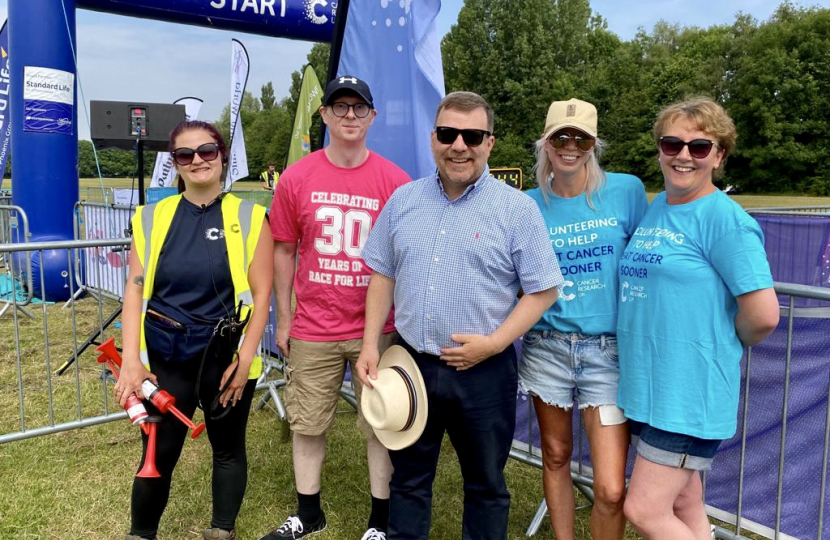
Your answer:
[545,121,597,139]
[368,345,428,451]
[325,88,374,108]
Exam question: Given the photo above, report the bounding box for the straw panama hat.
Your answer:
[360,345,428,451]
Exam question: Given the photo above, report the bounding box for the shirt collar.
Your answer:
[432,165,492,201]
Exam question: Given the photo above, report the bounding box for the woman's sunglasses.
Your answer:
[659,136,718,159]
[435,126,491,147]
[171,143,221,166]
[548,133,596,152]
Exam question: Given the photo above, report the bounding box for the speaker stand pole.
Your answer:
[137,139,145,205]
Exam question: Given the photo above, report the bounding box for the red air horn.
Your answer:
[96,338,206,440]
[136,418,162,478]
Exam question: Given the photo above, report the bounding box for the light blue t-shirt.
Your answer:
[617,190,774,439]
[527,172,648,335]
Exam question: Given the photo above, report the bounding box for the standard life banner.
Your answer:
[150,97,203,187]
[0,20,10,188]
[23,66,74,135]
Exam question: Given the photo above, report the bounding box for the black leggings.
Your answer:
[130,346,256,539]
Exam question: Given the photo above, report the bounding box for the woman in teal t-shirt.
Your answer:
[519,99,647,540]
[618,98,779,540]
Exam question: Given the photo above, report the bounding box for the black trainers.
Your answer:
[259,513,327,539]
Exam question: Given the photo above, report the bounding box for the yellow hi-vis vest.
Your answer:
[131,193,267,379]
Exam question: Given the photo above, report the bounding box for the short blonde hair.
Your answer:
[654,98,737,178]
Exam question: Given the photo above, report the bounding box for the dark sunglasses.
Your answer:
[330,101,372,118]
[435,126,491,147]
[548,132,596,152]
[171,143,221,166]
[659,136,718,159]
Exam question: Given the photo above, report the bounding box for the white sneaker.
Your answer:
[360,527,386,540]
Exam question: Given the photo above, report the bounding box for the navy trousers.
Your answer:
[388,340,518,540]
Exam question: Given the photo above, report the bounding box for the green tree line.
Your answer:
[443,0,830,194]
[70,0,829,195]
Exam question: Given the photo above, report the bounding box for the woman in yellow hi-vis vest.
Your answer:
[114,120,273,540]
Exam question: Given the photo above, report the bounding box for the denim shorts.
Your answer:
[629,420,722,471]
[518,329,619,409]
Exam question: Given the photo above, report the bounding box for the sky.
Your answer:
[0,0,824,140]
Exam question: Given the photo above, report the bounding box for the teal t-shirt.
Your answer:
[617,190,774,439]
[527,172,648,335]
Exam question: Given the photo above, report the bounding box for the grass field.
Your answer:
[0,297,619,540]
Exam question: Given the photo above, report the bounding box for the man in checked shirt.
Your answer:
[357,91,564,540]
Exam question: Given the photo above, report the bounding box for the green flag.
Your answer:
[287,64,323,167]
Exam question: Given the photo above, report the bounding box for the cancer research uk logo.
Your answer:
[23,66,74,135]
[304,0,330,24]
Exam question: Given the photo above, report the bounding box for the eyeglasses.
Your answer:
[434,126,491,147]
[548,133,596,152]
[659,136,718,159]
[329,101,372,118]
[171,143,220,166]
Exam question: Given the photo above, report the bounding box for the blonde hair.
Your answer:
[533,131,607,209]
[654,97,737,179]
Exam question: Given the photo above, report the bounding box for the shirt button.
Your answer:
[429,286,435,291]
[426,315,432,320]
[434,257,439,263]
[440,230,445,235]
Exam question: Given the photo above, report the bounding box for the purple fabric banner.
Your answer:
[0,21,10,188]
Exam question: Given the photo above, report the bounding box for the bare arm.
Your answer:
[441,287,559,369]
[114,239,156,406]
[273,240,297,358]
[735,287,779,347]
[356,271,396,388]
[219,221,275,405]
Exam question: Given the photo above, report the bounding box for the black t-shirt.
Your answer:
[148,196,235,326]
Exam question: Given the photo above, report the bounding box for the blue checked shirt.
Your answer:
[362,167,563,355]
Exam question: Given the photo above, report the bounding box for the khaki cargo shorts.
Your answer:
[284,332,398,437]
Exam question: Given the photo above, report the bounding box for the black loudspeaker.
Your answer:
[90,101,186,151]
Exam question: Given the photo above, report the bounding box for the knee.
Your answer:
[623,493,650,530]
[540,440,572,471]
[593,479,626,510]
[673,485,703,516]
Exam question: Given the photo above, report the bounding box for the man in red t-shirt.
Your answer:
[259,76,410,540]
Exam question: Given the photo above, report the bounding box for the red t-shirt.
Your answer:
[270,149,410,341]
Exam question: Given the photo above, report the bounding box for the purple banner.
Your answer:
[0,21,10,187]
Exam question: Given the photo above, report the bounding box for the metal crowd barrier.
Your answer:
[0,236,286,445]
[510,282,830,540]
[749,206,830,216]
[0,204,33,319]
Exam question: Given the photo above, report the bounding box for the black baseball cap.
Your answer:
[324,75,374,108]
